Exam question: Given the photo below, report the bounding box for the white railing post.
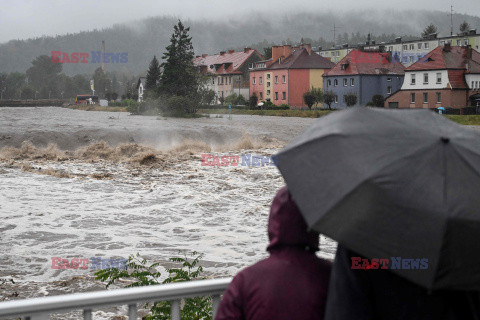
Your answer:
[171,300,181,320]
[128,303,137,319]
[83,309,92,320]
[212,295,221,319]
[25,313,49,320]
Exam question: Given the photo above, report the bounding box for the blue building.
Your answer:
[323,49,405,108]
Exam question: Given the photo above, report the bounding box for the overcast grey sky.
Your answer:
[0,0,479,43]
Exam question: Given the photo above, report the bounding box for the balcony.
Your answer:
[0,278,231,320]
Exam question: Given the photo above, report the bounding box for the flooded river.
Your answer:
[0,107,336,317]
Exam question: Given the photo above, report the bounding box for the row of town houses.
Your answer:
[138,31,480,109]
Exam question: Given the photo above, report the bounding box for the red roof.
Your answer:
[193,49,262,75]
[407,46,480,72]
[267,48,335,70]
[324,50,405,76]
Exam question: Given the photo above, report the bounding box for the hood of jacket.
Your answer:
[267,186,319,252]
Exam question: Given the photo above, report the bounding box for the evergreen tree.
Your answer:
[460,21,471,33]
[421,24,437,38]
[146,55,161,91]
[159,20,198,97]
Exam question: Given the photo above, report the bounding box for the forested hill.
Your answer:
[1,10,479,76]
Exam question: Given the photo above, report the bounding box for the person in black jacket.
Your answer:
[325,245,480,320]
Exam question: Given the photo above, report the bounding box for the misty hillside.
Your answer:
[1,9,479,76]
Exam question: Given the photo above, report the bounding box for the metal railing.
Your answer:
[0,277,232,320]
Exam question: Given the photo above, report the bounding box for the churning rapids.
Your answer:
[0,107,337,317]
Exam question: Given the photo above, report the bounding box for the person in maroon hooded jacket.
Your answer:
[215,186,332,320]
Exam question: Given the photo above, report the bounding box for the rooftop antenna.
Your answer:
[450,5,454,36]
[332,22,342,46]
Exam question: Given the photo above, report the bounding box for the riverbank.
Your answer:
[60,104,480,125]
[65,104,127,112]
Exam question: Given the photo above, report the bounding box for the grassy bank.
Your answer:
[199,108,334,118]
[444,115,480,125]
[64,104,127,112]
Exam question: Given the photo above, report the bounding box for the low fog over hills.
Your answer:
[1,9,479,76]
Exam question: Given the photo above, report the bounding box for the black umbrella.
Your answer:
[274,107,480,291]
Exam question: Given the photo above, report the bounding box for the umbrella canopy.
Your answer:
[274,107,480,291]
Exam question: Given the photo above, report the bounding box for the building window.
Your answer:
[388,46,393,52]
[350,78,354,86]
[418,43,422,49]
[327,79,331,86]
[411,93,415,103]
[267,74,271,79]
[282,92,286,99]
[253,77,256,84]
[267,90,270,95]
[334,79,338,86]
[472,81,475,88]
[424,43,429,49]
[212,78,215,84]
[436,92,441,103]
[423,73,429,84]
[464,39,469,45]
[403,45,408,51]
[387,86,392,94]
[334,95,338,103]
[282,75,286,83]
[387,77,392,82]
[423,92,428,103]
[411,74,416,85]
[229,77,232,84]
[267,82,271,87]
[436,73,442,84]
[409,44,414,50]
[275,76,278,84]
[275,92,278,100]
[259,77,263,84]
[260,92,263,99]
[343,78,348,86]
[218,77,221,84]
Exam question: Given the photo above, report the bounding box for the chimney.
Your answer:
[228,49,235,54]
[272,45,293,63]
[444,43,451,52]
[220,51,226,55]
[202,54,208,58]
[466,45,473,59]
[300,43,312,54]
[244,47,251,53]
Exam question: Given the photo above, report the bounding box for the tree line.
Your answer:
[0,56,140,100]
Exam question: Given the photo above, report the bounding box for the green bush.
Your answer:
[95,252,211,320]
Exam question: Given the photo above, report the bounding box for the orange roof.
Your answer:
[193,49,262,75]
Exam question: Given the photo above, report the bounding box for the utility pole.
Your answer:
[450,5,454,36]
[101,40,106,72]
[332,23,342,46]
